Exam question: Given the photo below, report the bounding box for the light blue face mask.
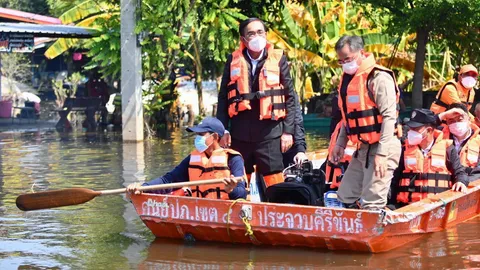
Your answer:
[194,134,212,153]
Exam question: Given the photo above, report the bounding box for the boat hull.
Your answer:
[129,180,480,253]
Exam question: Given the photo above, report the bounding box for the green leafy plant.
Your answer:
[52,79,67,109]
[360,0,480,108]
[66,72,83,98]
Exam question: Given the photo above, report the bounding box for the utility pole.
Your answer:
[121,0,143,141]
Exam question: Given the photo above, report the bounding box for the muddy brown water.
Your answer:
[1,129,480,269]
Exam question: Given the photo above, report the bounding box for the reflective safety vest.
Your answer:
[326,122,357,189]
[397,130,452,204]
[430,80,475,114]
[443,123,480,168]
[188,148,242,200]
[227,42,286,120]
[338,53,400,145]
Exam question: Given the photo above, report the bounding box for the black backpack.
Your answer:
[264,161,326,206]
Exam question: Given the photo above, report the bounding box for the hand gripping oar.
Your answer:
[16,177,243,211]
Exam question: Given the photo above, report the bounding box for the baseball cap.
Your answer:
[186,117,225,137]
[405,108,437,128]
[459,64,478,76]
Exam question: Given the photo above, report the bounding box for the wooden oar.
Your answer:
[16,177,242,211]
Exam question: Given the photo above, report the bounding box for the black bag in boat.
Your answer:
[264,161,325,206]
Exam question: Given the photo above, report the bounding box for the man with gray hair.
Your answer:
[329,35,402,210]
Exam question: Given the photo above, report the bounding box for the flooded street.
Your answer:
[1,129,480,269]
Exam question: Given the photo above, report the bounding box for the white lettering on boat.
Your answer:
[458,197,478,213]
[409,216,421,231]
[140,198,364,233]
[142,198,222,223]
[256,207,363,233]
[429,207,446,221]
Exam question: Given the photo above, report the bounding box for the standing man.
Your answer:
[217,18,296,188]
[329,35,402,210]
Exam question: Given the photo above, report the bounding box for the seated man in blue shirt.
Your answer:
[127,117,247,200]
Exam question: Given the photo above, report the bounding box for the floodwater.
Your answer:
[1,128,480,270]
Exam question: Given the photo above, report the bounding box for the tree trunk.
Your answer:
[193,33,204,116]
[412,27,429,109]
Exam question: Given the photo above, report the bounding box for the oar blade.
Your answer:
[16,188,101,211]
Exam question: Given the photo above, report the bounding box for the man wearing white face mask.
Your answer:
[430,64,478,115]
[127,117,247,200]
[440,104,480,181]
[217,18,297,190]
[329,35,402,210]
[390,109,468,207]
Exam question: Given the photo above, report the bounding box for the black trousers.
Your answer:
[231,137,284,175]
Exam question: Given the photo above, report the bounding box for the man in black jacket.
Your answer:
[217,18,296,187]
[283,96,307,167]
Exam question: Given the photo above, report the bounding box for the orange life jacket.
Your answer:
[188,148,242,200]
[396,130,452,204]
[475,117,480,129]
[430,80,475,114]
[227,42,286,120]
[326,122,357,189]
[443,123,480,168]
[337,53,400,145]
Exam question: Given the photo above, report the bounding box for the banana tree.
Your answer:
[266,0,389,109]
[268,0,441,111]
[44,0,119,59]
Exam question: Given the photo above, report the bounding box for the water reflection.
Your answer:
[0,129,480,269]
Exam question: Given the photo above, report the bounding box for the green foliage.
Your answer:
[234,0,283,18]
[44,1,116,59]
[66,72,83,98]
[360,0,480,108]
[360,0,480,66]
[0,0,49,15]
[46,0,87,17]
[0,54,32,97]
[83,12,121,78]
[52,79,67,108]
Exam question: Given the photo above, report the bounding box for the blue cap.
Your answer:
[186,117,225,137]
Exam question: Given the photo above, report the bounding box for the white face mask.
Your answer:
[247,36,267,53]
[341,59,359,75]
[449,121,469,137]
[461,76,477,89]
[407,129,425,145]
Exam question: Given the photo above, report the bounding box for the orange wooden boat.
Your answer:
[129,177,480,253]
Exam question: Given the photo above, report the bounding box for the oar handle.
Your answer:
[100,177,244,196]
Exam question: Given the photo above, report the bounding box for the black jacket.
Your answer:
[286,93,306,155]
[217,48,296,142]
[391,143,469,202]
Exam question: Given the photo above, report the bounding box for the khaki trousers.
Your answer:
[337,139,401,210]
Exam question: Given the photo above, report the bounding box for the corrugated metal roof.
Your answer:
[0,23,100,38]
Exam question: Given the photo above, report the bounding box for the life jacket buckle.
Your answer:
[255,91,267,99]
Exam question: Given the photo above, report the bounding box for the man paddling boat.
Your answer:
[127,117,247,200]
